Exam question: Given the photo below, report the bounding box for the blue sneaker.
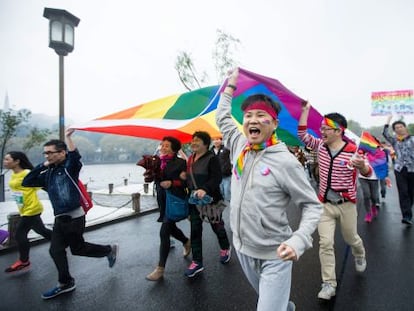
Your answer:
[107,244,118,268]
[185,261,204,278]
[41,279,76,300]
[220,246,231,264]
[402,218,413,226]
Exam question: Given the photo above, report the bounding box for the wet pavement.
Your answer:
[0,173,413,311]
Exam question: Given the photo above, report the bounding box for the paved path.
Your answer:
[0,173,413,310]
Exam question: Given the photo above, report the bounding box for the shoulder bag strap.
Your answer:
[188,154,198,189]
[64,168,87,203]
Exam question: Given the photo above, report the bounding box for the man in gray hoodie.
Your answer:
[216,68,322,311]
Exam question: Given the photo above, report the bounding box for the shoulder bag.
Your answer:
[64,168,93,214]
[165,190,189,222]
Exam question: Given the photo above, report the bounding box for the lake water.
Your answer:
[3,163,146,201]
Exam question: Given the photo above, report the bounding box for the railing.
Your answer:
[0,182,158,249]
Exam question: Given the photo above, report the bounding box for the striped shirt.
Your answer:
[298,126,371,203]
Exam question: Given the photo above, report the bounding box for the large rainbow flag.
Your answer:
[74,68,323,144]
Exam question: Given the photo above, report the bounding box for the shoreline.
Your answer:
[0,182,158,253]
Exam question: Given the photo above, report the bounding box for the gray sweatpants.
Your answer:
[236,250,293,311]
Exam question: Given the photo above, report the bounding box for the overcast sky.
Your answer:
[1,0,413,128]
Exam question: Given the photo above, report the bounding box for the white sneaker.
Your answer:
[355,257,367,272]
[318,283,336,300]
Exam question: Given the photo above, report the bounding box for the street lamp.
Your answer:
[43,8,80,141]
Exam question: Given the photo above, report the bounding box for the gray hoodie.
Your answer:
[216,92,322,260]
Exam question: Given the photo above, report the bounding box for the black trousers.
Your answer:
[189,205,230,264]
[395,168,414,220]
[158,221,188,267]
[16,214,52,262]
[50,215,111,284]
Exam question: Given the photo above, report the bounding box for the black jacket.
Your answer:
[187,151,223,203]
[211,145,232,177]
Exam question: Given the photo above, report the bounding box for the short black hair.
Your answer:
[44,139,67,151]
[324,112,347,136]
[162,136,181,153]
[241,94,281,115]
[192,131,211,146]
[392,120,406,130]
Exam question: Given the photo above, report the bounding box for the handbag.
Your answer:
[165,190,189,221]
[188,154,227,223]
[196,201,227,223]
[64,168,94,214]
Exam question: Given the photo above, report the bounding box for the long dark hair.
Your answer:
[7,151,34,170]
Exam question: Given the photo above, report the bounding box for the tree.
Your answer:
[175,29,241,90]
[22,127,51,152]
[408,123,414,135]
[175,51,208,91]
[212,29,241,83]
[0,108,31,173]
[99,135,158,163]
[71,136,97,163]
[347,120,363,136]
[0,108,31,201]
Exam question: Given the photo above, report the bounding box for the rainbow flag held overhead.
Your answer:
[74,68,324,144]
[358,131,380,154]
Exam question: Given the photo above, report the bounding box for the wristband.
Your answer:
[227,84,237,91]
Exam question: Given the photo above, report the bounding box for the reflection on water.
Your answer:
[3,163,145,201]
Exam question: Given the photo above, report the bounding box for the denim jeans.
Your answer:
[237,251,292,311]
[220,176,231,202]
[50,215,111,284]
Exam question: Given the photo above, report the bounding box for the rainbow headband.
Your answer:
[243,101,278,120]
[322,117,345,132]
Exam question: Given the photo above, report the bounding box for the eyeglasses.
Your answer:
[319,127,336,132]
[42,151,62,155]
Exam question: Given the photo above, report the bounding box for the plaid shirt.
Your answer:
[383,125,414,172]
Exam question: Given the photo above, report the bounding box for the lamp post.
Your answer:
[43,8,80,141]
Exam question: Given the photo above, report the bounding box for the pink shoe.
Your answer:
[364,212,372,223]
[371,206,379,218]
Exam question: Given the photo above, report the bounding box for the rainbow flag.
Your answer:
[371,89,414,116]
[358,131,380,154]
[74,68,323,144]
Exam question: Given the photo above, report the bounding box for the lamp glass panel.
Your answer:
[64,24,74,46]
[50,21,63,42]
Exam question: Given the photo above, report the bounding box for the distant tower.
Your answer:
[3,91,10,111]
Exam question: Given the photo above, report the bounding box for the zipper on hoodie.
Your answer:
[237,151,263,248]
